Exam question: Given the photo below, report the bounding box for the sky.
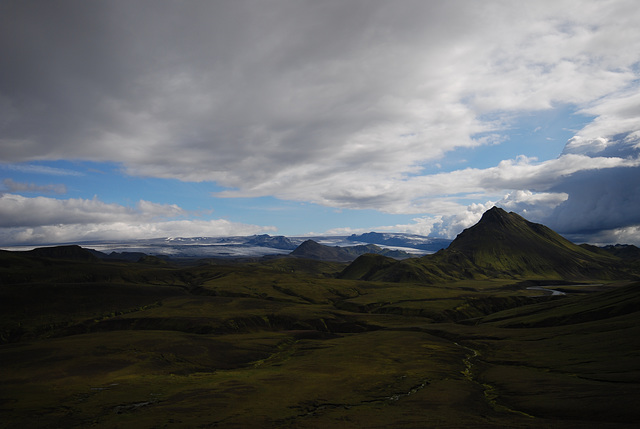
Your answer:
[1,0,640,247]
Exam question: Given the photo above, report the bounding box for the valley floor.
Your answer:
[1,256,639,428]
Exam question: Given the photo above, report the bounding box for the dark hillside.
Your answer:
[26,245,99,261]
[90,250,151,262]
[601,244,640,260]
[481,281,640,328]
[260,257,346,277]
[290,240,412,262]
[439,282,640,425]
[341,251,484,283]
[290,240,356,261]
[338,253,397,280]
[579,243,615,257]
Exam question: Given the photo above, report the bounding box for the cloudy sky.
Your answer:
[1,0,640,246]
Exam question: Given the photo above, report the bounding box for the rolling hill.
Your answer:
[290,239,413,261]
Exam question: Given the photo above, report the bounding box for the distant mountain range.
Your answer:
[3,209,639,278]
[245,234,297,250]
[346,232,451,252]
[1,237,417,264]
[580,243,640,260]
[2,232,441,259]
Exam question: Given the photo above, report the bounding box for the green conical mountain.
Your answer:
[444,207,622,278]
[340,207,634,282]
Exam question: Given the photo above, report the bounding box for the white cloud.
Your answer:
[0,220,276,247]
[563,136,610,156]
[323,216,443,237]
[0,194,186,228]
[262,153,639,216]
[0,194,274,245]
[497,190,569,222]
[380,217,443,237]
[564,90,640,156]
[324,202,497,239]
[428,202,498,238]
[135,200,185,218]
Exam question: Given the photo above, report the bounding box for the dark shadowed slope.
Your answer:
[290,240,412,262]
[291,240,365,262]
[337,253,398,280]
[606,244,640,260]
[26,245,99,261]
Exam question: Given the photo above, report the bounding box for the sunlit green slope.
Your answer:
[342,207,635,282]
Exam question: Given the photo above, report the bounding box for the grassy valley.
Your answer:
[2,210,640,428]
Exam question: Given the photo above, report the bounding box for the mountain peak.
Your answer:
[450,207,550,254]
[447,207,528,253]
[478,206,520,225]
[290,240,350,261]
[482,205,507,217]
[443,207,623,278]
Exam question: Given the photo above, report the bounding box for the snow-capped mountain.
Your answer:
[346,232,451,252]
[2,233,448,260]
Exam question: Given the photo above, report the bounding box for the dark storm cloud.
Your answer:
[546,162,640,235]
[0,1,125,155]
[2,178,67,194]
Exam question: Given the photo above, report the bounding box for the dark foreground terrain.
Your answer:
[2,209,640,428]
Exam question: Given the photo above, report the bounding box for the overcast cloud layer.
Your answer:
[1,0,640,245]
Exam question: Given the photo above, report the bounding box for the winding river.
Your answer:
[525,286,566,296]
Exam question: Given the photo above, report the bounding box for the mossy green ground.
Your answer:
[1,255,639,428]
